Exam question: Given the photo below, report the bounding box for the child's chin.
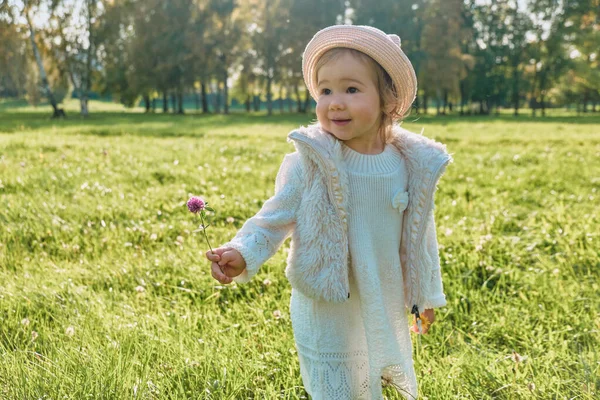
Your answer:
[324,129,351,141]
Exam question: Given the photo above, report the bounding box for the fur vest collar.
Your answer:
[285,123,453,313]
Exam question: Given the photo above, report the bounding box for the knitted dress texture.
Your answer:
[225,143,419,400]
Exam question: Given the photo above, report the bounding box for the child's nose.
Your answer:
[329,99,345,110]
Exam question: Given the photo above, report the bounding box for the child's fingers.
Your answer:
[218,249,239,266]
[409,322,431,334]
[210,262,232,284]
[206,247,230,262]
[205,250,221,262]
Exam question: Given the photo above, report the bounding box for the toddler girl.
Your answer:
[206,25,453,400]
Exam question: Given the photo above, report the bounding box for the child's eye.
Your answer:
[347,87,359,93]
[321,88,331,95]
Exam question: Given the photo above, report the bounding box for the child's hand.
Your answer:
[205,247,247,284]
[410,308,435,335]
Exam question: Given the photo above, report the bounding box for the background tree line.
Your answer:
[0,0,598,117]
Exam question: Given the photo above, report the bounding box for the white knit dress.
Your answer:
[225,143,418,400]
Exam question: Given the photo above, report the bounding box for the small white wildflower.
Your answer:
[226,216,235,224]
[65,326,75,337]
[31,331,39,341]
[273,310,282,319]
[21,318,30,327]
[262,278,272,287]
[135,286,145,293]
[150,233,157,240]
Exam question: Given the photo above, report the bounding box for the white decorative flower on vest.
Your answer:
[392,190,409,213]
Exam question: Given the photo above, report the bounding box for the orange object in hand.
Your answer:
[410,309,435,334]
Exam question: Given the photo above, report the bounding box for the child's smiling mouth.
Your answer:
[332,119,351,126]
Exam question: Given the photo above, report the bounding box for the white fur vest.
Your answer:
[285,123,453,314]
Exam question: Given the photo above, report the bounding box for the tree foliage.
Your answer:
[0,0,597,116]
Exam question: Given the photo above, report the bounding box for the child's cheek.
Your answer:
[316,102,329,123]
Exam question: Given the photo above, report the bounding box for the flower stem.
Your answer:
[199,212,214,254]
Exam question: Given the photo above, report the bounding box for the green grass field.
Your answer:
[1,100,599,399]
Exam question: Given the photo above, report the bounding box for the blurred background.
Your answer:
[0,0,598,118]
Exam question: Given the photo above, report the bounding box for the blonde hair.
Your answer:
[314,48,402,143]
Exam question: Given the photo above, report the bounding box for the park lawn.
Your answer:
[0,101,599,399]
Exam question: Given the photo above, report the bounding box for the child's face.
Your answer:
[315,52,382,147]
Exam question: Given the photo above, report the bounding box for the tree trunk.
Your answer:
[171,93,177,113]
[177,89,184,114]
[245,95,251,112]
[82,0,94,117]
[423,93,428,114]
[253,95,260,112]
[294,81,302,113]
[279,85,283,114]
[303,86,310,114]
[530,57,538,117]
[286,84,292,113]
[195,90,200,111]
[540,69,548,117]
[267,75,273,116]
[442,89,448,114]
[214,82,222,114]
[143,95,150,113]
[152,97,156,112]
[80,96,89,116]
[512,63,520,116]
[162,92,168,113]
[582,88,589,113]
[459,81,465,115]
[25,10,64,118]
[201,82,209,113]
[223,70,229,115]
[540,91,546,117]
